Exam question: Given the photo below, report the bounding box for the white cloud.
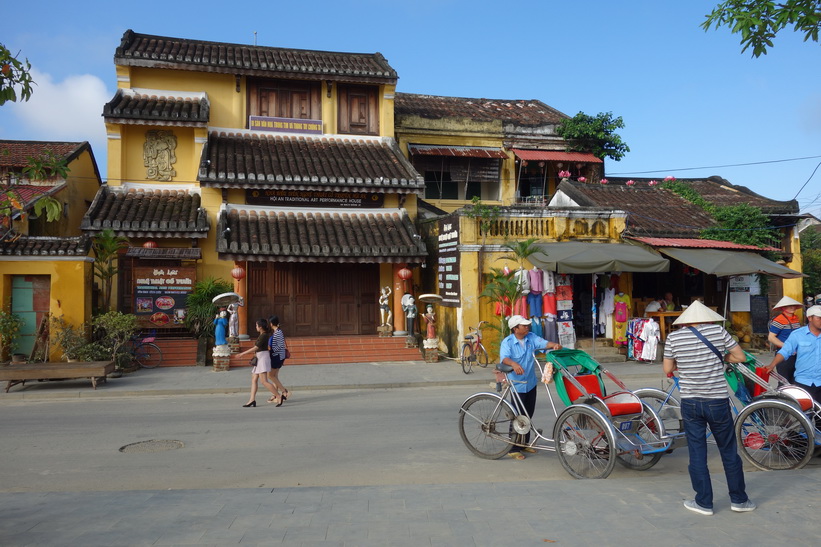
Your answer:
[5,68,111,174]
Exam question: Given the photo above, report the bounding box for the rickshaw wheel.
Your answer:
[735,401,814,471]
[459,394,516,459]
[553,405,616,479]
[634,389,682,436]
[615,408,665,471]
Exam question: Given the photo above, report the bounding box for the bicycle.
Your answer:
[460,321,490,374]
[125,332,163,369]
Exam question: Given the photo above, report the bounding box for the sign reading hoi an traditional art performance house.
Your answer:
[248,116,322,135]
[438,216,460,307]
[134,267,196,327]
[246,189,384,208]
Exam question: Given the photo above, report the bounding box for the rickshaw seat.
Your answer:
[562,375,643,416]
[778,386,814,412]
[753,367,770,397]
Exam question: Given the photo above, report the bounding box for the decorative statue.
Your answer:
[213,309,229,346]
[143,129,178,181]
[379,286,392,327]
[402,294,417,335]
[227,296,244,338]
[424,304,436,339]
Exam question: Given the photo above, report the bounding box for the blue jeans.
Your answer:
[681,397,748,509]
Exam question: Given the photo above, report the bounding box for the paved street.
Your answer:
[1,358,820,545]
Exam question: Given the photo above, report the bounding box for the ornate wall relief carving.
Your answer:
[144,130,177,181]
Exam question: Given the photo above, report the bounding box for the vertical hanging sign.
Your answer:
[438,215,460,307]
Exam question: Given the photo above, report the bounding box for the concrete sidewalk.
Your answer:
[0,355,683,400]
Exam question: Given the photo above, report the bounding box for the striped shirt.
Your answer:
[663,323,738,399]
[268,329,286,359]
[769,312,800,344]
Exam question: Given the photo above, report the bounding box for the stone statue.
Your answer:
[402,294,417,335]
[227,297,244,338]
[144,129,178,181]
[379,286,392,327]
[424,304,436,339]
[213,310,229,346]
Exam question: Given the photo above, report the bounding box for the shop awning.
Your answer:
[408,144,507,159]
[657,247,804,278]
[529,242,669,273]
[511,149,603,164]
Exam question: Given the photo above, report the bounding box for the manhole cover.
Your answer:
[119,440,184,453]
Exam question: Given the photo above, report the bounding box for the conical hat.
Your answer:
[772,296,802,309]
[673,300,726,325]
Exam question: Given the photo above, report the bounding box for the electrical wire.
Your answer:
[607,154,821,175]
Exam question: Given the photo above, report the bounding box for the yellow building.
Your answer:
[0,140,101,359]
[93,30,426,337]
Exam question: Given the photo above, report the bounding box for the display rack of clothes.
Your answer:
[626,317,660,361]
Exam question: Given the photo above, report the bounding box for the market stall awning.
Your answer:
[511,149,603,164]
[408,144,507,159]
[657,247,804,278]
[530,242,669,273]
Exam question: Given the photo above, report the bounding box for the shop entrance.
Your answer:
[247,263,379,336]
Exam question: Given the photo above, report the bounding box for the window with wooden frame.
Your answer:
[247,79,321,121]
[337,84,379,135]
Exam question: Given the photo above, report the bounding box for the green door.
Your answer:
[11,275,50,358]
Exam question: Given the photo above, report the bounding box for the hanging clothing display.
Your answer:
[639,320,660,361]
[613,292,631,346]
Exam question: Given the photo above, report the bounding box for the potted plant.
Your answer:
[89,312,139,372]
[0,307,24,364]
[50,315,88,361]
[184,277,233,366]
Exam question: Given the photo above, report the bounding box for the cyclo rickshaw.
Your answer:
[458,349,685,479]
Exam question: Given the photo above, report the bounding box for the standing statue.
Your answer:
[424,304,436,340]
[227,296,244,338]
[379,286,393,327]
[402,294,417,335]
[213,309,229,346]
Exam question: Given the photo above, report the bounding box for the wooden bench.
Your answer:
[0,361,115,393]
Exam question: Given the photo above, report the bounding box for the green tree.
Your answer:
[801,228,821,298]
[556,112,630,162]
[91,229,129,313]
[703,0,821,57]
[0,43,35,106]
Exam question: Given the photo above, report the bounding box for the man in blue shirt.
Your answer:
[499,315,561,460]
[767,305,821,402]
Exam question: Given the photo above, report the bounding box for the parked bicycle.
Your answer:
[125,332,163,369]
[461,321,490,374]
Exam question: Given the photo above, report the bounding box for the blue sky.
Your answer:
[2,0,820,216]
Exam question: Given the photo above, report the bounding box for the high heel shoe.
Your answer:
[242,401,256,407]
[282,390,290,401]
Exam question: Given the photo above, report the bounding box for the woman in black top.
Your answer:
[238,318,282,407]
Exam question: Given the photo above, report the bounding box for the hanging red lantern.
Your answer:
[397,267,412,281]
[231,266,246,281]
[142,241,157,249]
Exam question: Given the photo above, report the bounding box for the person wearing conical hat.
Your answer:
[663,300,755,516]
[767,296,803,383]
[766,305,821,404]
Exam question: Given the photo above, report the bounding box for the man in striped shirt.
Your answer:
[663,301,754,516]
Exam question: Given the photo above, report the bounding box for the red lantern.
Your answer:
[397,267,412,281]
[142,241,157,249]
[231,266,246,281]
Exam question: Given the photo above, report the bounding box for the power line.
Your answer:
[607,154,821,175]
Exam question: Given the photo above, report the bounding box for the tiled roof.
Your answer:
[395,93,568,126]
[554,180,716,237]
[81,186,210,238]
[0,140,89,168]
[511,149,603,164]
[198,131,424,193]
[628,237,781,252]
[103,89,209,126]
[0,184,65,210]
[0,234,90,257]
[408,144,508,159]
[216,206,427,263]
[115,30,397,84]
[125,247,203,259]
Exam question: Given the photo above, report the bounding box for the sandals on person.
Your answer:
[522,447,537,454]
[507,451,526,460]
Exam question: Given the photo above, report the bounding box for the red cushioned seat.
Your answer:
[562,375,642,416]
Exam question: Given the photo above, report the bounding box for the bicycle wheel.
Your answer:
[135,343,163,369]
[553,405,616,479]
[615,410,665,471]
[475,343,490,368]
[735,400,814,471]
[634,388,682,436]
[460,343,474,374]
[458,394,515,459]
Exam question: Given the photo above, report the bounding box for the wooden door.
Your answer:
[247,263,378,335]
[11,275,50,357]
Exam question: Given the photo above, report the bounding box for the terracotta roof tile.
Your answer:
[103,89,209,126]
[217,206,426,263]
[199,132,424,193]
[0,235,90,257]
[0,184,65,210]
[628,237,780,251]
[81,186,210,238]
[0,140,88,168]
[395,93,568,126]
[115,30,397,84]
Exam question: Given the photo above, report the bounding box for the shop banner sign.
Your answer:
[134,267,196,327]
[249,116,322,135]
[246,189,384,208]
[438,215,460,307]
